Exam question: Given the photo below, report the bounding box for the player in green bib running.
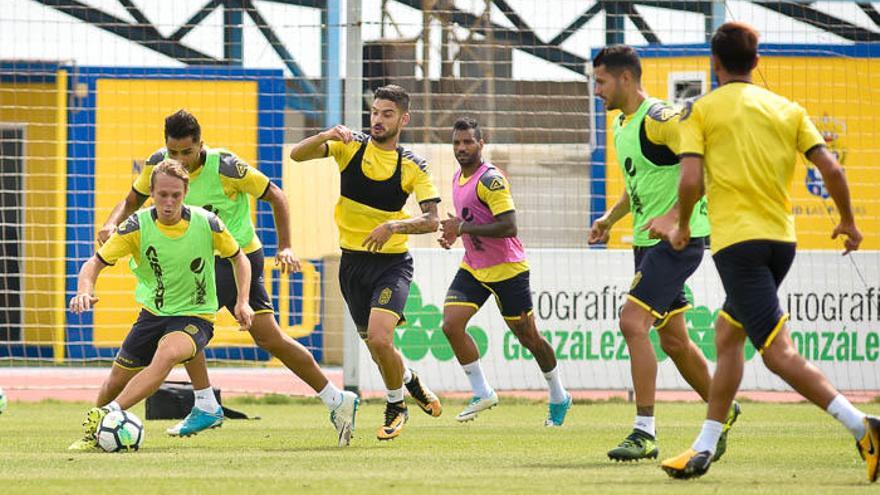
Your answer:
[68,160,253,450]
[97,110,358,446]
[588,45,739,462]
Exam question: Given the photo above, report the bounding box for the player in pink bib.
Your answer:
[439,118,571,426]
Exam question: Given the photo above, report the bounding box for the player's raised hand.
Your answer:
[69,293,99,314]
[321,124,353,144]
[587,217,610,245]
[439,212,462,246]
[362,222,395,253]
[97,224,117,246]
[275,247,302,274]
[831,221,863,255]
[234,301,254,331]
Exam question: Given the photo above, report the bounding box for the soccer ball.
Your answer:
[0,387,6,414]
[96,410,144,452]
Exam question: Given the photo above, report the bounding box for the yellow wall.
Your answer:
[760,56,880,250]
[603,56,880,250]
[0,81,64,342]
[284,145,341,259]
[92,78,262,347]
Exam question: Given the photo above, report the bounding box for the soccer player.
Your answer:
[438,117,571,426]
[656,22,878,481]
[98,110,358,446]
[588,45,739,462]
[290,84,442,440]
[68,160,253,450]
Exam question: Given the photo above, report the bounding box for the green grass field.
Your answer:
[0,397,878,494]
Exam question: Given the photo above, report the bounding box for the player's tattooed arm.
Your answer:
[389,199,440,235]
[362,200,440,252]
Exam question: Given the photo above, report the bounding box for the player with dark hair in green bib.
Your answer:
[69,160,253,450]
[98,110,358,446]
[588,45,739,462]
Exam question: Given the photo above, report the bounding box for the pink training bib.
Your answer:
[452,162,526,269]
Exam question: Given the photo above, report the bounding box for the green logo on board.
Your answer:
[394,283,488,361]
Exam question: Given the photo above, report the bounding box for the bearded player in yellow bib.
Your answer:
[653,23,879,481]
[589,45,740,463]
[97,110,358,446]
[68,160,253,450]
[291,85,443,441]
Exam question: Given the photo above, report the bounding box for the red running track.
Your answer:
[1,367,877,403]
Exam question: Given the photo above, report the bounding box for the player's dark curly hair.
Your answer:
[453,117,483,141]
[164,109,201,142]
[374,84,410,112]
[592,44,642,80]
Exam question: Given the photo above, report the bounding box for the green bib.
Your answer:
[130,207,218,316]
[174,148,255,249]
[613,98,710,247]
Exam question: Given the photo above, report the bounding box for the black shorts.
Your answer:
[713,240,796,351]
[444,269,533,320]
[115,310,214,370]
[339,250,413,333]
[629,237,706,328]
[215,248,274,316]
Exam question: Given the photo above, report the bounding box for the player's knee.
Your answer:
[154,339,192,368]
[248,316,284,350]
[619,304,651,341]
[366,330,394,353]
[659,332,688,357]
[761,349,785,375]
[714,322,745,352]
[151,350,183,370]
[619,316,648,341]
[511,320,541,349]
[441,319,465,339]
[103,372,128,394]
[252,330,285,354]
[760,339,798,374]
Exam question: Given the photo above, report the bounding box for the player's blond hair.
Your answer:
[150,159,190,190]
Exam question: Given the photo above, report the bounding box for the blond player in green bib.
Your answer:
[98,110,358,446]
[68,160,253,450]
[588,45,739,462]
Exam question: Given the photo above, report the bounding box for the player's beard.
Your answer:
[371,124,399,143]
[456,152,479,168]
[603,95,620,111]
